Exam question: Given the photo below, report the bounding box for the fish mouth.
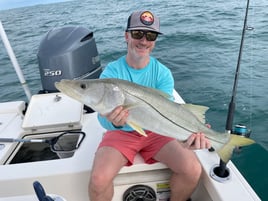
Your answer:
[55,81,66,93]
[55,81,81,100]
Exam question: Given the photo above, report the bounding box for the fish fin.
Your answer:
[182,104,209,123]
[127,121,147,137]
[217,134,255,163]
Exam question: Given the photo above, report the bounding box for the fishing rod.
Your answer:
[217,0,253,177]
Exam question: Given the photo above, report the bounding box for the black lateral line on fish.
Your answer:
[124,90,195,134]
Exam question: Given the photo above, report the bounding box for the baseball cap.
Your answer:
[126,11,162,34]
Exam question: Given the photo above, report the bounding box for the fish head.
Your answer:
[55,79,125,114]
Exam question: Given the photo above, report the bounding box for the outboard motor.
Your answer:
[37,26,102,93]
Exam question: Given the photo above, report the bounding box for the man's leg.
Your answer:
[153,140,202,201]
[89,146,128,201]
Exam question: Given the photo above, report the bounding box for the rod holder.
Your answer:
[210,164,231,183]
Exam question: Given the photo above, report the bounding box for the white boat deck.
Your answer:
[0,93,261,201]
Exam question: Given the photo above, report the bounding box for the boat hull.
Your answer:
[0,93,260,201]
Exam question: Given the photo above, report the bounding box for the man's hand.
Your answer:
[183,132,211,150]
[104,106,129,127]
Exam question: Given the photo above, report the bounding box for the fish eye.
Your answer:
[80,83,86,89]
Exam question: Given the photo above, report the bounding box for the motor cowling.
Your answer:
[37,26,102,93]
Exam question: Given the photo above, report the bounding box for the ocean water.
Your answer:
[0,0,267,199]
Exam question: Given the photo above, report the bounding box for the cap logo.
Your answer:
[140,11,154,26]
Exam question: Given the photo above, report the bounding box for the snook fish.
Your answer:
[55,78,254,163]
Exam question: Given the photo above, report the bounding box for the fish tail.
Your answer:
[217,134,255,163]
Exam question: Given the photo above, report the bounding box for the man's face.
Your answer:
[125,30,156,58]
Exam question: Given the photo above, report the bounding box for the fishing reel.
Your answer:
[233,124,251,138]
[233,124,251,153]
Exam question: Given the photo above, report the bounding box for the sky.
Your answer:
[0,0,69,11]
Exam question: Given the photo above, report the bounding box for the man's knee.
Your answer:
[188,154,202,174]
[192,158,202,179]
[89,170,108,192]
[175,154,202,178]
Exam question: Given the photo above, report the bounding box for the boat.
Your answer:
[0,20,261,201]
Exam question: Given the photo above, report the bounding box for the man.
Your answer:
[89,10,211,201]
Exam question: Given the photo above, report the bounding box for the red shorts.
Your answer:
[98,130,175,166]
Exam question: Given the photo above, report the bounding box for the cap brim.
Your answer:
[126,27,163,34]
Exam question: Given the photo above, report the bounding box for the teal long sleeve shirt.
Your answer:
[98,55,174,131]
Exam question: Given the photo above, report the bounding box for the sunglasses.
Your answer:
[130,30,158,41]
